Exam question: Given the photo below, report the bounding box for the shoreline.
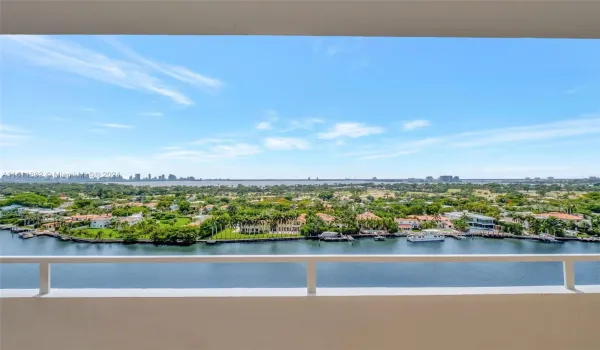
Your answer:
[3,228,600,245]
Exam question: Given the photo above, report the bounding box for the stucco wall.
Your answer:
[2,292,599,350]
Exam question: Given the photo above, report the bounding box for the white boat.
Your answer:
[407,230,445,242]
[539,233,562,243]
[374,235,386,241]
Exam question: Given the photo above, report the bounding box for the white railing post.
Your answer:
[39,262,51,295]
[306,261,316,295]
[563,260,575,290]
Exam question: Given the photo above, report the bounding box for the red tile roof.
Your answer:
[535,212,583,221]
[297,213,336,223]
[409,215,450,222]
[357,212,380,220]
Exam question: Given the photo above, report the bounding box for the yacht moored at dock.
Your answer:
[407,230,446,242]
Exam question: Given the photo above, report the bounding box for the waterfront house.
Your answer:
[533,212,584,222]
[117,213,144,226]
[408,215,454,229]
[90,217,112,228]
[394,218,420,230]
[238,221,270,234]
[444,211,496,231]
[71,214,112,222]
[273,217,304,234]
[316,213,336,223]
[0,204,25,216]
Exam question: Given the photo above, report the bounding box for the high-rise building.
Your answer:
[134,173,141,181]
[168,174,177,181]
[439,175,453,182]
[148,174,151,180]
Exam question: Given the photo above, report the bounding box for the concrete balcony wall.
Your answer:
[2,0,600,38]
[2,290,599,350]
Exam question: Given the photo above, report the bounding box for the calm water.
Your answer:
[1,230,599,289]
[110,180,382,187]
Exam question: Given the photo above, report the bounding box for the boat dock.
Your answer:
[10,226,32,233]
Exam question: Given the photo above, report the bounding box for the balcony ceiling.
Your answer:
[1,0,600,38]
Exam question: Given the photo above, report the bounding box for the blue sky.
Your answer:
[1,35,599,179]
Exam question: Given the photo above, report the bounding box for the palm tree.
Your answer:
[528,217,543,235]
[543,217,564,237]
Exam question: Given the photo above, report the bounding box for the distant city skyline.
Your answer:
[1,35,599,178]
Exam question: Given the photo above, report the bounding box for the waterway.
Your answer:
[1,230,599,289]
[110,180,381,187]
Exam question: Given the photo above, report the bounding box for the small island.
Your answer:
[1,182,600,245]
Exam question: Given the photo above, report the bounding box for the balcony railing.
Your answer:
[2,254,600,296]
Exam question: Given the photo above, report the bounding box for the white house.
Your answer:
[273,220,302,234]
[91,217,112,228]
[238,222,270,234]
[170,204,179,211]
[444,211,496,231]
[118,213,144,226]
[395,218,420,230]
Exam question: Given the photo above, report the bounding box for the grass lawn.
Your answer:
[210,228,301,240]
[159,217,191,228]
[77,227,122,239]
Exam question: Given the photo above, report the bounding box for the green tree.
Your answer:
[382,217,398,233]
[300,214,327,237]
[452,219,469,232]
[420,220,438,229]
[543,217,565,237]
[177,200,192,215]
[317,191,334,201]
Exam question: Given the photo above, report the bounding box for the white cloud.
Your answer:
[190,138,234,145]
[0,124,29,134]
[139,112,163,117]
[402,119,431,131]
[256,121,273,130]
[0,123,30,147]
[156,143,261,161]
[264,137,310,150]
[281,117,325,132]
[2,35,213,106]
[318,122,384,139]
[81,107,96,112]
[361,151,415,159]
[102,36,224,92]
[354,116,600,160]
[98,123,134,129]
[450,117,600,149]
[211,143,262,158]
[256,110,279,130]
